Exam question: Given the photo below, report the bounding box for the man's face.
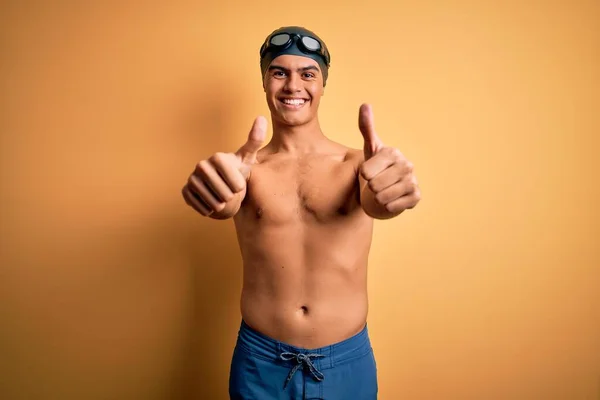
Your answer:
[263,55,324,127]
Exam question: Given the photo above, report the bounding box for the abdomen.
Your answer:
[235,217,373,349]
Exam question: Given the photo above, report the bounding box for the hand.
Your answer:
[182,116,267,217]
[359,104,420,214]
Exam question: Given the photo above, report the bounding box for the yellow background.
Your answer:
[1,1,599,399]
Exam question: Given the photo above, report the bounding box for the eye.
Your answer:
[273,70,286,78]
[302,72,315,79]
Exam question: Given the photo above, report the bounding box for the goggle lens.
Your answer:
[270,33,290,46]
[301,36,321,51]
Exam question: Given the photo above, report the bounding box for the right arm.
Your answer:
[182,117,266,220]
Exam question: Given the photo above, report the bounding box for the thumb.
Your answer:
[236,116,267,178]
[358,104,384,160]
[236,116,267,163]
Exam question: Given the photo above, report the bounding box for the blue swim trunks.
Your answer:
[229,320,378,399]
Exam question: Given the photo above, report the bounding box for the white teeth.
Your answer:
[282,98,306,105]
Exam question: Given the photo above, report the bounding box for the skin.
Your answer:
[182,55,421,348]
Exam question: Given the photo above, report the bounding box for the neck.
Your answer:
[267,116,328,155]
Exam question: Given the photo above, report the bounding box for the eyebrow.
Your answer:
[268,65,320,73]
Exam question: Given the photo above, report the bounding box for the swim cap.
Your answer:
[260,26,331,86]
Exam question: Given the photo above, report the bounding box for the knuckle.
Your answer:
[222,192,234,202]
[383,147,400,160]
[231,173,246,193]
[408,193,421,209]
[374,192,386,205]
[234,181,246,193]
[183,188,195,204]
[210,152,226,164]
[213,202,226,212]
[362,171,372,181]
[197,160,211,174]
[405,161,414,172]
[187,174,200,189]
[186,175,195,188]
[368,180,378,192]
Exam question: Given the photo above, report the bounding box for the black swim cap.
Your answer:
[260,26,331,86]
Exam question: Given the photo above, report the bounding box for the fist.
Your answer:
[182,116,267,217]
[359,104,421,214]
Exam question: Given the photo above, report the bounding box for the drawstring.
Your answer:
[280,351,325,389]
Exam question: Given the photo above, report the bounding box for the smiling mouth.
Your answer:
[279,98,309,108]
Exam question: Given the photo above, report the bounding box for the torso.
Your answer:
[233,144,374,349]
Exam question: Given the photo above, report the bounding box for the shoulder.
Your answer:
[322,139,363,163]
[343,147,365,173]
[256,146,280,164]
[343,147,363,162]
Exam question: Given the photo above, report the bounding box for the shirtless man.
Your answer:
[182,26,420,400]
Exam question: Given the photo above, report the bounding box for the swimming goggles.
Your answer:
[260,32,331,66]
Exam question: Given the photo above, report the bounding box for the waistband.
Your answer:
[236,320,372,371]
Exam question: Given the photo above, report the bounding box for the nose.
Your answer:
[284,72,302,93]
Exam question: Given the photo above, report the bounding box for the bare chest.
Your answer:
[242,157,359,223]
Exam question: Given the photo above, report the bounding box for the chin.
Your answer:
[279,114,312,127]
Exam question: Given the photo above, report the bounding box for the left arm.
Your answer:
[355,103,421,219]
[358,147,421,220]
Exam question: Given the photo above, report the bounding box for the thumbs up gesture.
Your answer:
[182,116,267,218]
[358,104,421,217]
